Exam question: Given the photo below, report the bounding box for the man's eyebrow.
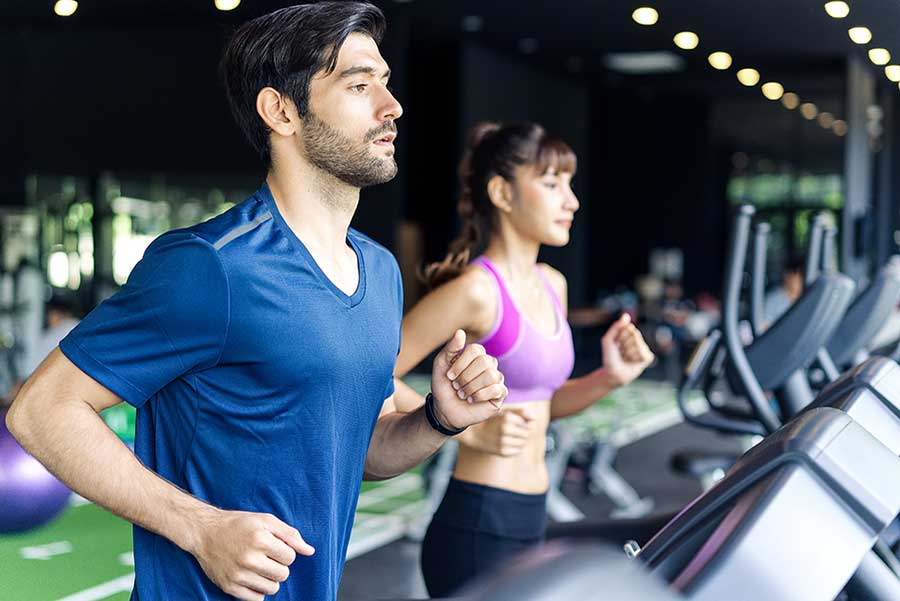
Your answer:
[338,65,391,80]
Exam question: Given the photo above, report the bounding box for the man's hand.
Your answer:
[192,510,315,601]
[430,330,507,430]
[462,407,535,456]
[600,314,655,387]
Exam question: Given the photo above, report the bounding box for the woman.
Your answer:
[393,122,654,597]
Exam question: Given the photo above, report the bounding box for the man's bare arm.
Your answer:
[364,331,507,480]
[6,349,312,601]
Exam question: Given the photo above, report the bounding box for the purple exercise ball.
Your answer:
[0,410,71,534]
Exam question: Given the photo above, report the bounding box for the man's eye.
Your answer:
[351,84,367,93]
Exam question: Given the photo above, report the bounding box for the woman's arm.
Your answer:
[392,268,495,412]
[366,331,508,479]
[389,268,538,456]
[537,264,654,420]
[551,314,655,419]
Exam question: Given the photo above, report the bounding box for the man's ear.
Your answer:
[256,87,298,137]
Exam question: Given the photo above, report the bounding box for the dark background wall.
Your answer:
[1,1,874,309]
[1,21,412,250]
[404,37,597,305]
[589,89,724,298]
[459,43,590,304]
[1,30,28,206]
[0,21,736,305]
[18,27,252,172]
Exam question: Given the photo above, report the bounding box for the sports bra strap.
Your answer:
[534,265,565,315]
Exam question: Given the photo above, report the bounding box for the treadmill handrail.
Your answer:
[822,225,838,273]
[750,222,770,337]
[817,348,842,382]
[723,206,782,433]
[803,216,848,382]
[805,213,827,285]
[678,330,766,436]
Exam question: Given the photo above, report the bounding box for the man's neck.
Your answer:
[266,156,360,258]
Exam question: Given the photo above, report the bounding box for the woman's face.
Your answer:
[505,164,580,247]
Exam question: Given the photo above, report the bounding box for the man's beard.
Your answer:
[302,111,398,188]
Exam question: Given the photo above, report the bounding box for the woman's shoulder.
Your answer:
[537,263,567,298]
[453,263,497,311]
[421,263,498,338]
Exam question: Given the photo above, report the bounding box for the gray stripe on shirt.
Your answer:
[213,212,273,250]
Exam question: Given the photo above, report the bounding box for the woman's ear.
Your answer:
[486,175,513,213]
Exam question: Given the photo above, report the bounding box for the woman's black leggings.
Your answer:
[420,478,547,598]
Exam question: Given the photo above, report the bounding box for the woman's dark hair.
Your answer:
[421,122,577,289]
[221,2,386,166]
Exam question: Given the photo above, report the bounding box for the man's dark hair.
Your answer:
[221,2,386,166]
[785,258,805,274]
[46,292,79,319]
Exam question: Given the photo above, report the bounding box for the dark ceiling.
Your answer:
[6,1,894,105]
[6,0,900,62]
[5,0,898,170]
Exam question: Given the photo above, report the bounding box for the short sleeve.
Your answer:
[60,232,229,408]
[383,257,404,400]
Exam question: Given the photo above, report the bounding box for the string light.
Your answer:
[737,68,760,86]
[848,27,873,44]
[761,82,785,100]
[781,93,800,109]
[673,31,699,50]
[869,48,891,66]
[800,103,819,120]
[824,1,850,19]
[708,52,732,70]
[54,0,78,16]
[632,7,659,26]
[215,0,241,11]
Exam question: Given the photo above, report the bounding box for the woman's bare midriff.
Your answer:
[452,398,553,494]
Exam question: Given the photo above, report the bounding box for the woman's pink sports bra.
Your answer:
[471,256,575,404]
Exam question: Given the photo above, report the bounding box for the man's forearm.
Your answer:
[6,395,217,554]
[363,406,446,480]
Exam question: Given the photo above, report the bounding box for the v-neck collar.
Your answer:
[260,182,367,308]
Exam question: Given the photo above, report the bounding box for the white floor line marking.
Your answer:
[54,573,134,601]
[356,474,423,510]
[19,541,73,560]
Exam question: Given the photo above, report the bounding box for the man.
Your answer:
[5,4,506,601]
[6,293,82,401]
[28,294,82,375]
[764,259,804,325]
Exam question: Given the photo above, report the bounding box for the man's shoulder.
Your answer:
[183,194,270,251]
[145,194,270,265]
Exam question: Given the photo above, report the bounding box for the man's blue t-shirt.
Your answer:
[60,183,402,601]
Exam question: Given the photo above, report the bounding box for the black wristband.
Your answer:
[424,392,467,436]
